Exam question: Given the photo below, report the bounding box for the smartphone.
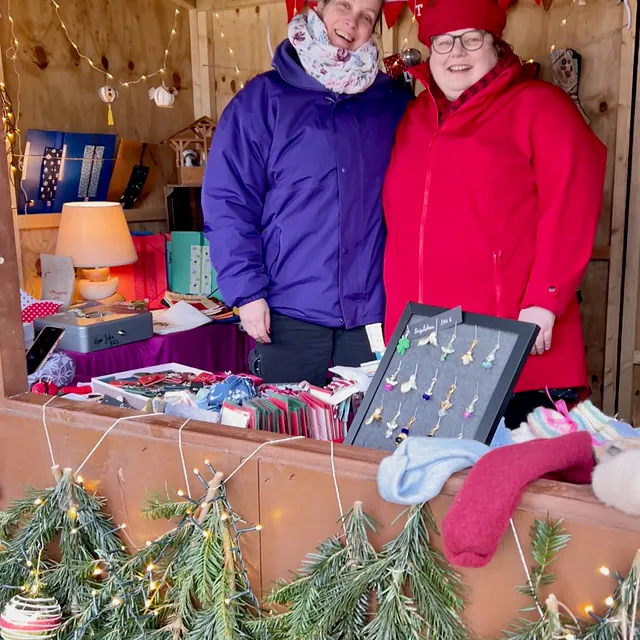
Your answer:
[26,326,66,376]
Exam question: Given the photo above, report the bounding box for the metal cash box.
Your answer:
[34,305,153,353]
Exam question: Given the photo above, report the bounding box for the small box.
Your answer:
[34,306,153,353]
[178,166,204,186]
[92,362,208,410]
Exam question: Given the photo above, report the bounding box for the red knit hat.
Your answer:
[418,0,509,47]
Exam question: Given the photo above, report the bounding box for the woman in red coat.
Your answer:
[383,0,607,428]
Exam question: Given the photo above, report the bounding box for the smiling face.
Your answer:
[429,29,499,101]
[316,0,381,51]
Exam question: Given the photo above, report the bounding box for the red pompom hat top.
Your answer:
[418,0,509,47]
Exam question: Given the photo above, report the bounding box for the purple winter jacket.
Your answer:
[202,40,410,329]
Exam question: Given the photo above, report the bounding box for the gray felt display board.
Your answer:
[345,303,538,452]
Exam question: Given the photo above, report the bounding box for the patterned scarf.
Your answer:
[288,9,379,95]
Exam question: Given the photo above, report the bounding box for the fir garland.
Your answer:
[254,501,471,640]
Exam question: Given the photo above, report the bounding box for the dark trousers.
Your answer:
[503,388,580,430]
[250,313,374,387]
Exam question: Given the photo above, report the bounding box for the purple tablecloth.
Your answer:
[68,322,254,383]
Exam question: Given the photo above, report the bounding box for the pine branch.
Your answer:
[257,502,379,640]
[504,517,575,640]
[364,504,471,640]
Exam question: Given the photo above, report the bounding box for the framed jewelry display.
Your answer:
[345,303,539,451]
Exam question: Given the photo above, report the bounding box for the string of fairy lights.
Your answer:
[214,12,246,90]
[48,0,181,88]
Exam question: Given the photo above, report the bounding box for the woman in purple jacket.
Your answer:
[202,0,410,386]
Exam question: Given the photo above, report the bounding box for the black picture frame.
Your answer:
[345,303,539,451]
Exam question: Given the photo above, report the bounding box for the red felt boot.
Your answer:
[442,431,595,568]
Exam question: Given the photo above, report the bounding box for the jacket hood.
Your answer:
[272,39,398,98]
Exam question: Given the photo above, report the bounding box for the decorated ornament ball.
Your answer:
[401,48,422,67]
[0,595,62,640]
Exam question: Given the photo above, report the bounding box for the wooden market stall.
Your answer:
[0,0,639,636]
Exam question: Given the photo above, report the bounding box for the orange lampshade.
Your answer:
[55,202,137,268]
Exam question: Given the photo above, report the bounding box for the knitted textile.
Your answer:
[442,432,595,568]
[377,437,489,505]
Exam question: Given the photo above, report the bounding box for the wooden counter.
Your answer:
[0,394,638,637]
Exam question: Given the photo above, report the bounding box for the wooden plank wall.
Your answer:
[207,0,632,413]
[0,0,196,295]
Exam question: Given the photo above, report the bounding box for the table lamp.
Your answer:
[55,201,138,303]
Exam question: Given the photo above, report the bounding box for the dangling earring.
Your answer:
[428,418,441,437]
[418,319,438,347]
[395,409,417,447]
[400,363,419,394]
[482,332,501,370]
[365,399,384,425]
[422,368,438,401]
[397,328,411,355]
[464,384,480,419]
[440,325,457,362]
[385,403,402,439]
[438,377,457,418]
[462,326,479,366]
[458,384,479,439]
[384,362,402,391]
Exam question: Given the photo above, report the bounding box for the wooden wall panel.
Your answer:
[1,400,639,638]
[0,0,194,293]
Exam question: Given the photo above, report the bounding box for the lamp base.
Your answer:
[77,268,122,302]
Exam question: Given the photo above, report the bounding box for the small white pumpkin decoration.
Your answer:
[148,85,178,108]
[98,85,118,126]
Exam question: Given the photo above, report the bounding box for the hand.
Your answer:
[518,307,556,355]
[239,299,271,344]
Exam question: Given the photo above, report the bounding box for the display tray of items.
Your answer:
[92,364,363,440]
[346,304,538,451]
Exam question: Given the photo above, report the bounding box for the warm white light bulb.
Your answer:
[599,566,610,576]
[605,596,614,607]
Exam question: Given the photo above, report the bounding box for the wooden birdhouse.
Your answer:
[164,116,216,186]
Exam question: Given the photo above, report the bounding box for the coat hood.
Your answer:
[272,39,399,98]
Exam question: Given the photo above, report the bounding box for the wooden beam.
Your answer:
[381,21,398,59]
[189,9,215,119]
[172,0,197,10]
[604,0,638,416]
[0,51,22,288]
[0,123,28,398]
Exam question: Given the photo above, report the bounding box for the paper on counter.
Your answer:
[152,300,211,335]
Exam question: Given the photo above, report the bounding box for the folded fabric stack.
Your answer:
[508,400,638,446]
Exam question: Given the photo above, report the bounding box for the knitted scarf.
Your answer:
[288,9,379,95]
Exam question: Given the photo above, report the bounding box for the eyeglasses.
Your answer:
[431,30,487,55]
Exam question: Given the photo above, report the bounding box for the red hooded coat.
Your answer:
[382,60,607,393]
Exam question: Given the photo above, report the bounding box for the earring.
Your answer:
[396,329,411,355]
[438,377,457,418]
[422,368,439,401]
[482,332,501,370]
[395,409,417,447]
[418,319,438,347]
[458,385,480,439]
[384,362,402,391]
[440,325,457,362]
[464,385,480,419]
[365,400,384,425]
[462,326,479,366]
[428,418,441,437]
[385,403,402,439]
[400,363,419,394]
